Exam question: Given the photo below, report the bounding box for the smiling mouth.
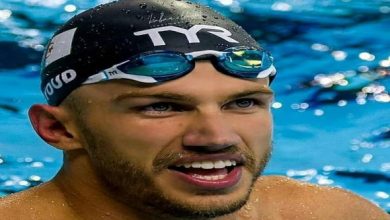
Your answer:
[170,160,239,180]
[168,159,243,189]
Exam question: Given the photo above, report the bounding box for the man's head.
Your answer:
[40,0,275,106]
[30,0,276,218]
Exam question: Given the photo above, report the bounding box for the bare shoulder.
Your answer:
[0,182,75,220]
[0,186,41,211]
[251,176,390,220]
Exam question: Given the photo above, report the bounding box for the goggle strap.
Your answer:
[257,64,277,78]
[186,50,227,59]
[83,71,108,84]
[83,69,159,84]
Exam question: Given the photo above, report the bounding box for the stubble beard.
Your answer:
[81,126,272,219]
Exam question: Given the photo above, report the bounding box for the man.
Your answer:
[1,0,388,219]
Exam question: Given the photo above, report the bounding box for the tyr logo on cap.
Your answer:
[134,25,239,46]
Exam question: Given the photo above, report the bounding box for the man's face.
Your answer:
[69,61,273,218]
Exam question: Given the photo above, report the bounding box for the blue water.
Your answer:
[0,0,389,212]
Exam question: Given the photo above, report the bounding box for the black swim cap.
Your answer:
[41,0,265,105]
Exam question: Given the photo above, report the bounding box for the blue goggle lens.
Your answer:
[117,53,192,77]
[218,49,272,77]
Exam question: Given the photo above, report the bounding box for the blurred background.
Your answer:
[0,0,389,213]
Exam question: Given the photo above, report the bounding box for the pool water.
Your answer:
[0,0,389,213]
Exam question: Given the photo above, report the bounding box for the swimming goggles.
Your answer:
[82,46,276,85]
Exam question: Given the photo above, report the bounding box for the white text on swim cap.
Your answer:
[44,69,77,100]
[134,25,239,46]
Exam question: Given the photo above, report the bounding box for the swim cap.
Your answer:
[41,0,269,106]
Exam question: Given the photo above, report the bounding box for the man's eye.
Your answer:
[234,99,255,108]
[224,98,265,111]
[144,103,173,112]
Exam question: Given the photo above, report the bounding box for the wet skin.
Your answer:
[0,61,389,219]
[60,60,274,218]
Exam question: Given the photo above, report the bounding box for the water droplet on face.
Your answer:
[244,204,253,211]
[95,5,103,11]
[122,9,131,14]
[139,3,147,9]
[239,211,251,219]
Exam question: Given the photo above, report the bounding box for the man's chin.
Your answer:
[144,174,256,219]
[143,191,251,219]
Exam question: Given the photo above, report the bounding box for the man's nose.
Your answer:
[182,111,241,152]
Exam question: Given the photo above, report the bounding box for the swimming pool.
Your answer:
[0,0,389,213]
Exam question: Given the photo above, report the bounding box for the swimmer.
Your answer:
[1,0,389,219]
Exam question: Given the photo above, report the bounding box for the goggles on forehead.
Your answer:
[82,46,276,85]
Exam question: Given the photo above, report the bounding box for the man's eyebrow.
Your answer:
[226,87,274,100]
[113,92,197,103]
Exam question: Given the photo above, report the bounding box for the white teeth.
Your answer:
[201,161,214,169]
[214,160,225,169]
[192,174,227,180]
[192,162,201,168]
[175,160,238,169]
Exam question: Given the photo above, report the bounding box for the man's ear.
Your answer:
[28,104,83,151]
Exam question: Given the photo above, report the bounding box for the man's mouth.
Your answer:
[168,157,244,190]
[171,160,237,180]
